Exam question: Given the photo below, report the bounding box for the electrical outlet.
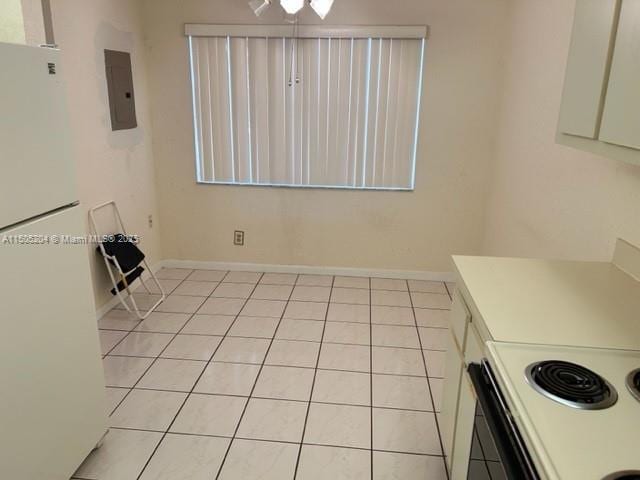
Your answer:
[234,230,245,246]
[148,215,153,228]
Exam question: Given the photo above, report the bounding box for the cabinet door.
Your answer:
[600,0,640,149]
[558,0,620,138]
[450,326,485,480]
[441,331,464,472]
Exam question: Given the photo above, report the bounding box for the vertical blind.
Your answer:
[187,27,426,189]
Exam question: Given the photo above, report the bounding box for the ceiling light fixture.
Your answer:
[249,0,272,16]
[309,0,334,19]
[248,0,334,19]
[280,0,304,15]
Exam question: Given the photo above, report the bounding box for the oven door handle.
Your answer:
[468,362,539,480]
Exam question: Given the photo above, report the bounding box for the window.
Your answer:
[186,24,427,190]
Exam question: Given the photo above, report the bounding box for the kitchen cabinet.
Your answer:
[558,0,620,139]
[441,291,471,471]
[600,0,640,149]
[557,0,640,166]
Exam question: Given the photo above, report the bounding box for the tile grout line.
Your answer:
[213,273,300,480]
[131,270,252,480]
[291,275,335,479]
[369,277,374,480]
[407,279,450,479]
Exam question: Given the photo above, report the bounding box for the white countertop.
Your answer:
[452,255,640,351]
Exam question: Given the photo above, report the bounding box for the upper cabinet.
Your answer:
[600,0,640,149]
[558,0,620,139]
[557,0,640,167]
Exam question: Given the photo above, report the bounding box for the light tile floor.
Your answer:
[76,269,454,480]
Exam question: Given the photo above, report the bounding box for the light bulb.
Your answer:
[280,0,304,15]
[310,0,334,19]
[249,0,271,16]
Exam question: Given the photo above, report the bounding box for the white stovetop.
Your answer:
[453,255,640,351]
[487,342,640,480]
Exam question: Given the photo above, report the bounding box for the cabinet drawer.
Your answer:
[450,290,471,350]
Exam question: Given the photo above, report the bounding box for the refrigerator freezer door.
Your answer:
[0,42,77,229]
[0,206,108,480]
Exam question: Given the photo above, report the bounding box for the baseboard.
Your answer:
[94,261,163,320]
[161,259,456,283]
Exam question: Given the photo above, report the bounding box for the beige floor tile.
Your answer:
[372,409,441,455]
[418,327,448,351]
[265,340,320,368]
[251,284,293,300]
[134,312,191,334]
[371,290,411,307]
[297,445,371,480]
[276,318,325,342]
[170,394,247,436]
[139,434,230,480]
[296,274,333,286]
[134,278,182,295]
[155,295,206,314]
[156,268,193,280]
[114,293,162,311]
[237,398,307,442]
[372,347,425,376]
[181,314,235,335]
[217,439,299,480]
[212,283,255,299]
[194,362,261,396]
[109,332,173,357]
[73,428,162,480]
[228,316,280,338]
[292,285,332,302]
[414,308,449,328]
[304,403,370,448]
[173,280,218,297]
[111,389,187,431]
[327,303,370,323]
[197,297,245,316]
[187,269,227,282]
[372,451,447,480]
[371,278,407,291]
[161,334,222,361]
[105,387,129,414]
[318,343,370,373]
[102,356,154,387]
[312,370,370,406]
[260,272,298,285]
[371,306,415,326]
[410,292,452,310]
[137,358,207,392]
[372,374,432,411]
[423,350,446,378]
[240,299,287,317]
[284,301,328,320]
[372,325,420,349]
[213,337,270,364]
[323,322,370,345]
[429,378,443,412]
[223,271,262,283]
[331,288,370,305]
[99,330,127,354]
[253,365,315,401]
[333,276,370,289]
[98,309,141,331]
[407,280,448,295]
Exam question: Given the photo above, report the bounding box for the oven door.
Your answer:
[465,361,539,480]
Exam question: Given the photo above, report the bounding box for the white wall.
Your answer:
[483,0,640,261]
[140,0,509,274]
[51,0,162,309]
[0,0,26,44]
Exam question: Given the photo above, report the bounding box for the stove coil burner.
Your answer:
[626,368,640,403]
[525,360,618,410]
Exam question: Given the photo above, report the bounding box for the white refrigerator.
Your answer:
[0,43,108,479]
